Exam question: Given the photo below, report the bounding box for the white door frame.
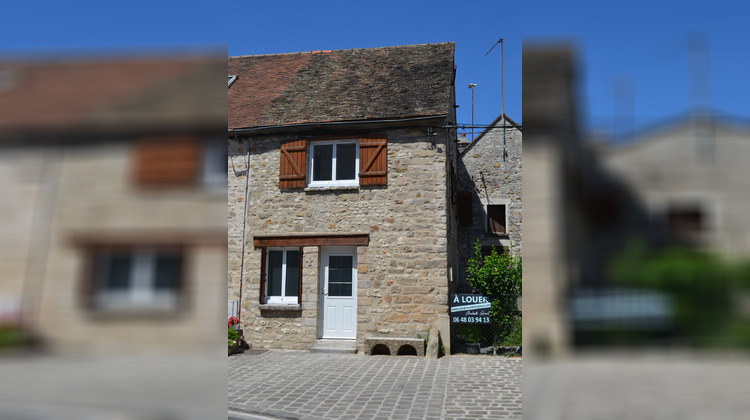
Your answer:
[319,246,357,339]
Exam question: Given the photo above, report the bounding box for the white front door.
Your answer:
[320,247,357,339]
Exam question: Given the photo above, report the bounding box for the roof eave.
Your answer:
[229,114,451,137]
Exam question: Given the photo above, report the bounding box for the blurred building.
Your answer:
[0,54,227,353]
[524,43,750,354]
[599,113,750,256]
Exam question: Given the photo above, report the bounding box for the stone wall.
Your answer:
[229,127,455,352]
[456,115,522,287]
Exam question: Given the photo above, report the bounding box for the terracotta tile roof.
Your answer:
[228,43,455,130]
[0,54,226,138]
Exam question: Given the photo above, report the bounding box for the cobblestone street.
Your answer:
[228,350,522,420]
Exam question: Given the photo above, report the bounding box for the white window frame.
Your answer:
[201,138,227,187]
[485,202,509,235]
[308,139,359,187]
[265,247,301,304]
[94,249,180,311]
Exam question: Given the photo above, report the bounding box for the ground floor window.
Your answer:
[262,247,302,304]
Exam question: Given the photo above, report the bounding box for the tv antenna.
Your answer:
[486,38,506,161]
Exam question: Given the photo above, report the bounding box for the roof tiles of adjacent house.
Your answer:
[0,54,226,140]
[228,43,455,131]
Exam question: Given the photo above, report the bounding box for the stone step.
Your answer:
[309,339,358,354]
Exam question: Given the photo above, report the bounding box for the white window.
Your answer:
[308,139,358,187]
[265,248,300,304]
[92,249,181,311]
[201,138,227,187]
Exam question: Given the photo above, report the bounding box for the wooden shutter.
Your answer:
[259,247,267,304]
[359,136,387,186]
[134,136,199,186]
[458,191,473,226]
[279,139,307,189]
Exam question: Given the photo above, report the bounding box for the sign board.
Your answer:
[450,294,491,324]
[228,300,238,319]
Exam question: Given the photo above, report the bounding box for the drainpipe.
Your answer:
[20,146,61,338]
[232,131,251,325]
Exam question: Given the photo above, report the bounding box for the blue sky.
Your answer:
[3,1,747,142]
[525,0,750,140]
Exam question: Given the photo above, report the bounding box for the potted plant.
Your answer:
[228,316,241,332]
[228,326,242,355]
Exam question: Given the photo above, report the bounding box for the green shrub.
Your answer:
[466,240,522,345]
[608,237,750,347]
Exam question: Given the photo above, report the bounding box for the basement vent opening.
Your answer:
[371,344,391,355]
[397,345,418,356]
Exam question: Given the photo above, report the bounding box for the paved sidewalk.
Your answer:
[228,350,522,420]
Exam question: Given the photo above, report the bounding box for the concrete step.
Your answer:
[309,339,357,354]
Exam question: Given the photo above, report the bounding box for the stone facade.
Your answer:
[229,126,457,352]
[228,43,458,353]
[456,114,522,288]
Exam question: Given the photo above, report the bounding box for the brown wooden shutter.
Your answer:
[259,247,267,304]
[297,247,304,305]
[359,136,387,186]
[458,191,473,226]
[279,139,307,189]
[134,136,199,186]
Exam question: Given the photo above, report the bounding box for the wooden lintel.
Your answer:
[253,233,369,248]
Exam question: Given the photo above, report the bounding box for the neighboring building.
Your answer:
[456,113,522,289]
[0,55,227,353]
[598,113,750,258]
[228,43,458,353]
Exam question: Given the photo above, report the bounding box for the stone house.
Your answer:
[0,55,227,353]
[228,43,458,353]
[456,114,522,289]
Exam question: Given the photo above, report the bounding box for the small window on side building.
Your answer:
[487,204,507,235]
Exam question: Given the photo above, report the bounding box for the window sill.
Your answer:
[304,185,359,192]
[86,307,180,320]
[259,304,301,311]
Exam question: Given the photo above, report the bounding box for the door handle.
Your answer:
[322,288,328,296]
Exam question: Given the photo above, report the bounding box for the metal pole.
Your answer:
[469,83,477,141]
[500,38,506,162]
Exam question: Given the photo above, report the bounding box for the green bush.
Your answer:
[466,240,522,345]
[0,328,26,349]
[228,327,239,341]
[608,237,750,347]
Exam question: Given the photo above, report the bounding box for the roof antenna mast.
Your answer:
[486,38,506,161]
[468,83,477,141]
